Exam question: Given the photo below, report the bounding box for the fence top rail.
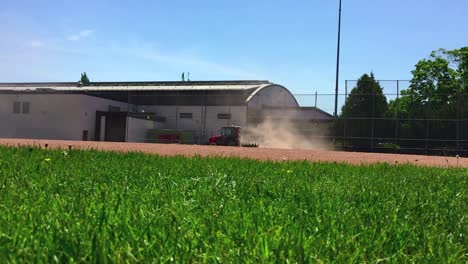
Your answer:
[345,79,411,82]
[345,78,468,82]
[293,93,468,96]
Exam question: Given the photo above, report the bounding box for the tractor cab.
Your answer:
[208,126,241,146]
[220,126,240,137]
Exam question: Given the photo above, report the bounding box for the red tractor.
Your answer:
[208,126,258,147]
[209,126,241,146]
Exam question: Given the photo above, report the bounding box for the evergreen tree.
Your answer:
[335,73,389,150]
[80,72,90,84]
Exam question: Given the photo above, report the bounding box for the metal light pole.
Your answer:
[334,0,342,117]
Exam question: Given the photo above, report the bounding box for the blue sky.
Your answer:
[1,0,467,96]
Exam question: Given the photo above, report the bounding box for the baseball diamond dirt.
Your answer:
[0,138,467,168]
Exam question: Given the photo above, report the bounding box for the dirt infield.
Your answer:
[0,138,467,168]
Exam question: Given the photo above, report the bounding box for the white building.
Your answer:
[0,81,332,143]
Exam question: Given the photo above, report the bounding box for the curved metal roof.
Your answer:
[0,80,270,91]
[245,83,299,106]
[0,80,298,106]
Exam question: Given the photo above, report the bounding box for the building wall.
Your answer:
[132,105,247,143]
[0,94,128,140]
[126,117,157,142]
[203,106,246,139]
[259,108,332,121]
[1,86,298,143]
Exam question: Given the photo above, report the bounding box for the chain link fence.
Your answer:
[328,80,468,156]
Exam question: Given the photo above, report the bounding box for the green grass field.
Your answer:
[0,146,466,263]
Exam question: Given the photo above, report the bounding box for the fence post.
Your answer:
[343,80,348,150]
[126,91,130,142]
[425,93,430,155]
[395,80,399,153]
[175,90,179,130]
[456,93,460,153]
[371,88,375,152]
[203,90,208,144]
[199,90,204,145]
[314,91,317,109]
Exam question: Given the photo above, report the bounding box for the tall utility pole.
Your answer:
[334,0,342,117]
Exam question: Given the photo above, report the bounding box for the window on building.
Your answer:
[217,113,231,119]
[13,102,21,114]
[22,102,30,114]
[179,113,193,119]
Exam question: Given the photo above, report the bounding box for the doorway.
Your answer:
[95,111,127,142]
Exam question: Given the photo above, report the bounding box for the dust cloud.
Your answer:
[241,117,331,150]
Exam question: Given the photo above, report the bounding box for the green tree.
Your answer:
[335,73,389,150]
[80,72,90,84]
[447,47,468,93]
[387,47,467,152]
[390,48,466,119]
